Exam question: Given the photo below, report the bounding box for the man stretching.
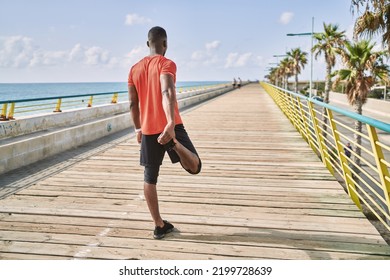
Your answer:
[128,26,202,239]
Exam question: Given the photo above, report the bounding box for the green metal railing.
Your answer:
[177,83,228,93]
[0,83,231,121]
[0,91,128,120]
[261,82,390,232]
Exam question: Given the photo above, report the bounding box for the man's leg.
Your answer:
[143,182,164,228]
[141,135,174,239]
[173,141,200,174]
[143,165,164,227]
[170,125,201,174]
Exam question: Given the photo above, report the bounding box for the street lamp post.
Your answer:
[287,17,315,98]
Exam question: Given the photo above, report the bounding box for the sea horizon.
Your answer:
[0,81,228,102]
[0,80,227,84]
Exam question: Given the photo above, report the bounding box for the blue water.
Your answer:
[0,81,226,102]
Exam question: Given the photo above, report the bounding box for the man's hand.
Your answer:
[157,123,175,145]
[136,131,142,144]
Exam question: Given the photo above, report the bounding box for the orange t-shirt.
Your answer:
[128,55,183,135]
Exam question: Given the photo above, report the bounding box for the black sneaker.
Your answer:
[153,220,174,239]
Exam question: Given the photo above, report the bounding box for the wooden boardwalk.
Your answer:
[0,83,389,260]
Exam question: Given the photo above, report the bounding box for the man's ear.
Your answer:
[147,41,150,47]
[163,40,167,48]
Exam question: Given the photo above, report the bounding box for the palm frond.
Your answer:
[353,0,390,48]
[335,38,387,105]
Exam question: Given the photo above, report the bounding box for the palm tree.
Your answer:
[313,23,347,103]
[312,23,347,135]
[351,0,390,52]
[265,67,278,85]
[333,40,389,168]
[278,57,294,90]
[287,48,308,93]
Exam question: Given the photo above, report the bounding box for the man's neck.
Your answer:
[149,47,165,57]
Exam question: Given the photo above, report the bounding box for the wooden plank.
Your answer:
[0,83,388,260]
[0,214,385,245]
[1,230,390,260]
[0,204,381,235]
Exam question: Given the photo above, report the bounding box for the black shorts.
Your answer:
[140,124,201,184]
[141,124,198,165]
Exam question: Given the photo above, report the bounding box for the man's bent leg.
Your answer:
[173,141,201,174]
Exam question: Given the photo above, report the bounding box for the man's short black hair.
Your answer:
[148,26,167,43]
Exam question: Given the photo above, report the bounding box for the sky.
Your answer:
[0,0,372,83]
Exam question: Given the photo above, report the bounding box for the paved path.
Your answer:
[0,83,389,259]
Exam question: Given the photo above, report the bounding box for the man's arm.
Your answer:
[128,85,142,143]
[157,73,176,144]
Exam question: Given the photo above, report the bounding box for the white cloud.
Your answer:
[225,53,238,68]
[126,45,147,58]
[190,40,221,65]
[84,46,110,65]
[30,50,68,66]
[0,36,35,67]
[191,50,204,61]
[69,43,83,62]
[225,52,253,68]
[124,45,148,66]
[125,13,152,26]
[236,52,252,67]
[0,36,117,68]
[205,40,221,51]
[279,12,294,25]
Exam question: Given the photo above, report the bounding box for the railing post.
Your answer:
[286,92,294,123]
[88,96,93,107]
[1,103,8,121]
[278,89,288,116]
[367,124,390,216]
[288,94,299,131]
[285,92,293,122]
[296,97,309,143]
[281,89,288,114]
[53,98,62,112]
[111,93,118,104]
[327,108,362,210]
[272,87,283,111]
[308,101,334,175]
[7,102,15,120]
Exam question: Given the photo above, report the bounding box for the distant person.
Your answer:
[344,142,352,158]
[128,26,202,239]
[237,77,242,88]
[232,78,236,88]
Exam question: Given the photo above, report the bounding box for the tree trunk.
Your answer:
[294,72,298,93]
[324,61,331,104]
[353,100,363,172]
[284,76,287,89]
[321,61,332,137]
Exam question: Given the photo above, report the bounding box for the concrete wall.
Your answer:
[0,84,233,175]
[0,103,129,140]
[0,114,131,174]
[329,91,390,118]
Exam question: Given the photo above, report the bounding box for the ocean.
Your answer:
[0,81,226,102]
